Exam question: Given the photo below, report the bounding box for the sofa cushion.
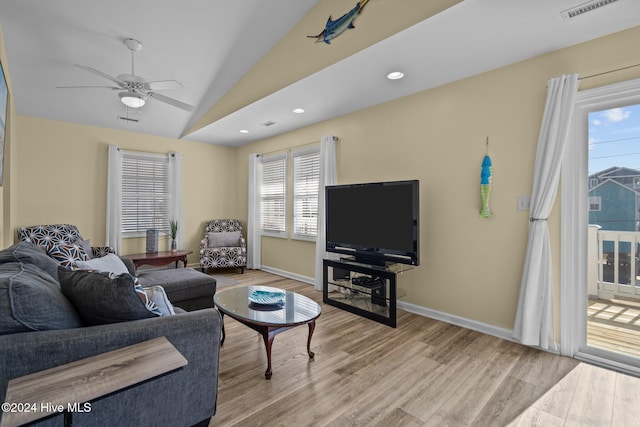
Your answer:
[136,268,217,305]
[59,268,161,325]
[207,231,241,248]
[0,262,83,335]
[0,242,61,281]
[47,243,89,267]
[75,253,129,275]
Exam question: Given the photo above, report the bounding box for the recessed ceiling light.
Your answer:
[387,71,405,80]
[239,129,249,134]
[293,108,305,114]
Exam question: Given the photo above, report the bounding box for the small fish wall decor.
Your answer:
[308,0,370,44]
[480,154,493,218]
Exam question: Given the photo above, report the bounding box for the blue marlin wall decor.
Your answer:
[308,0,370,44]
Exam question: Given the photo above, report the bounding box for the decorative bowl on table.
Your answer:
[248,290,286,306]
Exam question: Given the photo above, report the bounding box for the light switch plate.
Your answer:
[517,196,531,211]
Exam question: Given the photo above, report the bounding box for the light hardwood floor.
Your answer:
[208,270,640,427]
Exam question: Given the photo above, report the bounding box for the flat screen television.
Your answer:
[326,180,419,266]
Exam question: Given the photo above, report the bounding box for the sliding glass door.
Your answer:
[563,78,640,374]
[586,104,640,359]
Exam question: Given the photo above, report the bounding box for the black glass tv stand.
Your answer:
[323,258,411,327]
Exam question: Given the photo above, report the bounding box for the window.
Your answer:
[588,196,601,211]
[121,151,171,236]
[260,153,287,236]
[292,147,320,240]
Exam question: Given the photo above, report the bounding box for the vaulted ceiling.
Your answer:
[1,0,639,146]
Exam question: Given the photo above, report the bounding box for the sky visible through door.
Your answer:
[589,103,640,174]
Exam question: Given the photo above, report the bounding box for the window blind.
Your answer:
[292,149,320,239]
[261,154,286,235]
[121,153,170,234]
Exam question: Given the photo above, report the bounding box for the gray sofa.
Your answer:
[0,242,221,427]
[16,224,218,311]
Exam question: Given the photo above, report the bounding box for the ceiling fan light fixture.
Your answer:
[119,92,146,108]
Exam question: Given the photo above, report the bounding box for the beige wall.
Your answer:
[15,116,238,265]
[236,25,640,330]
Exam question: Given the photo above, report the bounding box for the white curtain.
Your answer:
[513,74,579,350]
[168,152,184,248]
[247,153,262,269]
[106,145,122,254]
[314,136,337,290]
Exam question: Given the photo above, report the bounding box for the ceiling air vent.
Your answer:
[262,120,276,127]
[561,0,621,21]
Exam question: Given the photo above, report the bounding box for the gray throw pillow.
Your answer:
[207,231,241,248]
[59,268,161,326]
[77,238,94,259]
[0,262,83,335]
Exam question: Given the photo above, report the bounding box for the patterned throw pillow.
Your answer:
[133,277,163,316]
[47,243,89,267]
[19,224,81,248]
[144,285,176,316]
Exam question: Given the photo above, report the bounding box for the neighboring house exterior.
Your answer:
[588,166,640,232]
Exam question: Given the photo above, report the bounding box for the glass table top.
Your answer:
[213,286,321,326]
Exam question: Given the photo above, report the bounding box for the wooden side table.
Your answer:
[124,250,193,269]
[0,337,187,427]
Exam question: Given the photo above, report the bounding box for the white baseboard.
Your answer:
[397,300,516,343]
[259,266,515,341]
[260,265,315,286]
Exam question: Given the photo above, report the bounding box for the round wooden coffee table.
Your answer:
[213,285,321,379]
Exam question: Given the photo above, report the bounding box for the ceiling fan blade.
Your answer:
[148,92,195,112]
[146,80,185,91]
[56,85,120,90]
[76,65,126,87]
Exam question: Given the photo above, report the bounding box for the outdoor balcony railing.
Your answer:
[588,225,640,299]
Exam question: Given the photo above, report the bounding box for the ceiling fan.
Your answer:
[57,38,195,112]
